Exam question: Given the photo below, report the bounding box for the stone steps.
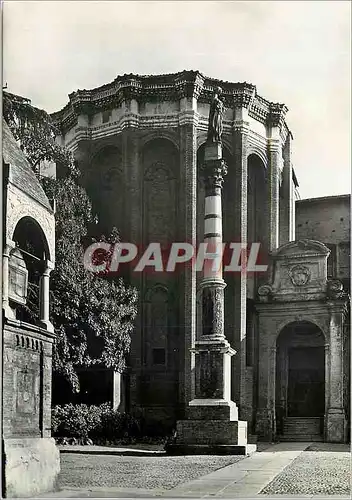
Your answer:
[281,417,323,442]
[279,434,324,442]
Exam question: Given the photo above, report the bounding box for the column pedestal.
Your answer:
[326,408,347,443]
[167,335,255,455]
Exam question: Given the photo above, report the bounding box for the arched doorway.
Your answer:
[276,321,325,440]
[12,216,50,324]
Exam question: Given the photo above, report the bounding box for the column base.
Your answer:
[2,437,60,497]
[2,305,16,319]
[325,409,347,443]
[38,319,55,333]
[166,415,256,456]
[187,399,238,421]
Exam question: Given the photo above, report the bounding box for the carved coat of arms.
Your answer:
[289,265,310,286]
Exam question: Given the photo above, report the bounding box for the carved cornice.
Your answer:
[233,83,256,108]
[267,102,289,128]
[175,70,205,99]
[52,71,290,136]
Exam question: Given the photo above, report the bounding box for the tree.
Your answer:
[4,91,138,392]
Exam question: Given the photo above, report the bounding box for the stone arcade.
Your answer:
[51,70,350,444]
[2,120,60,497]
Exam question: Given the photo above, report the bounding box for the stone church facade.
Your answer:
[52,71,350,443]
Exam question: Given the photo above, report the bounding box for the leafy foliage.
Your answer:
[3,91,78,176]
[4,91,138,392]
[51,403,142,443]
[51,403,170,444]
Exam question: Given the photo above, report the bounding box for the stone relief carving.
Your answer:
[257,284,273,302]
[144,162,176,246]
[289,265,311,286]
[327,279,348,300]
[16,368,36,414]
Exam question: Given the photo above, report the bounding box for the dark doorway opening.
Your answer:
[287,346,325,417]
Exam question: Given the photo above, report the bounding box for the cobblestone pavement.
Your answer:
[58,453,244,492]
[261,443,351,496]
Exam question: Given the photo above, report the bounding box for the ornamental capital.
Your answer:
[233,84,256,109]
[267,103,288,128]
[175,70,205,100]
[200,158,228,193]
[119,82,142,102]
[69,90,93,116]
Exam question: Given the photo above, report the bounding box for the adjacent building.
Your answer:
[2,120,60,497]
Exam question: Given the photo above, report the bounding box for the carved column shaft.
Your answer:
[199,144,227,338]
[39,260,54,332]
[191,139,235,404]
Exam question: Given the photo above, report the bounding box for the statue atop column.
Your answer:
[207,87,225,143]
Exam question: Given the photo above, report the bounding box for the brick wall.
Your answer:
[296,195,350,283]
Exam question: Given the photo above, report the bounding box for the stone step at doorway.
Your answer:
[280,417,323,441]
[279,434,324,442]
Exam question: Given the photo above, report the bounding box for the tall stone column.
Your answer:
[166,126,255,454]
[326,302,347,442]
[194,142,232,401]
[39,260,54,332]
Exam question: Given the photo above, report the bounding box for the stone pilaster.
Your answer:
[255,336,276,442]
[279,133,294,245]
[232,103,249,415]
[122,127,141,413]
[38,260,54,333]
[177,75,203,411]
[326,302,348,442]
[267,131,280,251]
[267,104,287,252]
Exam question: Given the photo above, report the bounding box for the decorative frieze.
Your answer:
[233,84,256,109]
[52,71,290,141]
[267,102,288,129]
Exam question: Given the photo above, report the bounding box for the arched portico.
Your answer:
[276,321,326,440]
[255,240,349,443]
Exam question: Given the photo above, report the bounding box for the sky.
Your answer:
[2,1,351,199]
